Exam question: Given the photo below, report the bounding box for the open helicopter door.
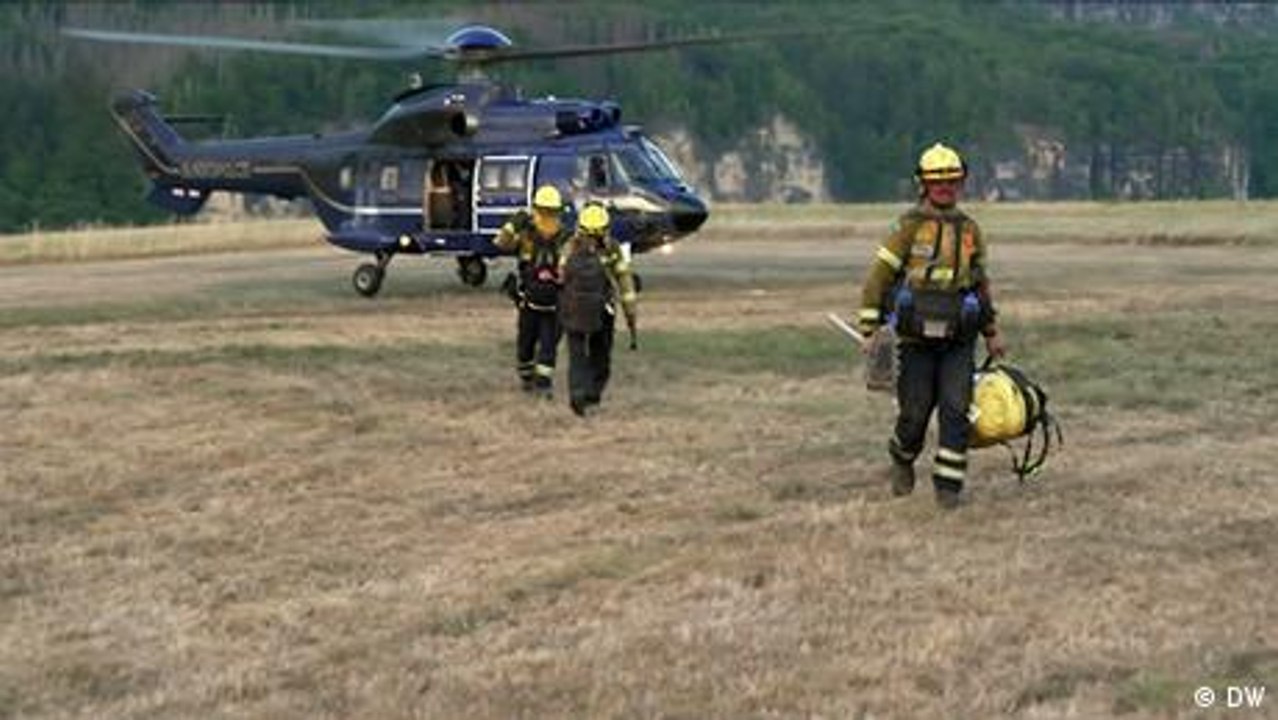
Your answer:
[474,155,535,235]
[423,159,473,231]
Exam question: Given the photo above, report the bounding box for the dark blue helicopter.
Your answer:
[62,22,753,297]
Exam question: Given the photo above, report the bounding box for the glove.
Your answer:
[857,321,881,354]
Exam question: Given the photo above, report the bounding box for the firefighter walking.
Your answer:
[856,143,1006,509]
[558,203,638,416]
[493,184,572,398]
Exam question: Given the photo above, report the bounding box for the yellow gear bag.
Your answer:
[969,361,1063,481]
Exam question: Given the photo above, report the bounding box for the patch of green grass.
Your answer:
[0,274,492,330]
[53,657,160,706]
[1005,310,1278,413]
[0,680,17,719]
[0,340,493,379]
[426,604,509,638]
[1225,648,1278,682]
[1013,666,1138,713]
[503,545,663,604]
[1112,671,1187,715]
[713,502,768,523]
[0,299,216,330]
[643,326,850,378]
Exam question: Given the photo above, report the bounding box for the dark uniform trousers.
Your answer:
[566,310,615,406]
[517,306,560,391]
[890,337,976,492]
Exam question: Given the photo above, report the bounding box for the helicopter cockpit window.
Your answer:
[576,154,611,191]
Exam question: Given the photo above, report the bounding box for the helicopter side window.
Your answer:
[503,163,527,192]
[480,162,505,191]
[477,157,532,215]
[479,159,528,194]
[380,165,400,193]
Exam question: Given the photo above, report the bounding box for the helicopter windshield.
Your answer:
[611,138,685,185]
[641,138,686,183]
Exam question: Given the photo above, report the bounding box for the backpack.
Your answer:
[520,251,560,309]
[969,359,1063,481]
[560,239,609,333]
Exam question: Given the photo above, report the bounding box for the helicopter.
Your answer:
[58,21,802,297]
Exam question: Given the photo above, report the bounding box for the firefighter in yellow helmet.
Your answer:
[855,143,1006,509]
[558,203,639,416]
[493,184,572,397]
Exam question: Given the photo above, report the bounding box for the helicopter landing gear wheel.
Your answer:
[457,256,488,287]
[352,251,392,298]
[352,263,384,297]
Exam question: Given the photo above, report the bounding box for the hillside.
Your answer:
[5,1,1278,231]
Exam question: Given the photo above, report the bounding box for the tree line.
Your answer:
[3,0,1278,232]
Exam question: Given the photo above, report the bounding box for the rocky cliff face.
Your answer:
[1047,1,1278,29]
[654,115,831,204]
[974,125,1250,202]
[658,116,1250,204]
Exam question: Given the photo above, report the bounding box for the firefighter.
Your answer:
[558,203,638,416]
[856,143,1006,509]
[493,184,572,397]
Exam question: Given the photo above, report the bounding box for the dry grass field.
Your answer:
[1,203,1276,719]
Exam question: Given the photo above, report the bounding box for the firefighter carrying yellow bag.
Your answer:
[969,358,1063,481]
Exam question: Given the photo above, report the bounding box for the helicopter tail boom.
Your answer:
[110,90,315,215]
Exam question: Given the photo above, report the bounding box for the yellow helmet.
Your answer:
[579,203,610,234]
[916,142,966,182]
[532,184,563,210]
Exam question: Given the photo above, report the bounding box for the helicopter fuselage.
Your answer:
[111,83,707,294]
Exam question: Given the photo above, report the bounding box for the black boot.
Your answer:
[889,461,915,497]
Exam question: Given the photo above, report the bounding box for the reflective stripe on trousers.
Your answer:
[891,337,976,490]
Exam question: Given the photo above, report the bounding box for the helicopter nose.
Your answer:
[671,195,708,234]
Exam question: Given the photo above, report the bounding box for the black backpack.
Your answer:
[520,249,560,309]
[560,240,609,333]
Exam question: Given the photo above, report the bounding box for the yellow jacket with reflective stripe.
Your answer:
[493,210,570,263]
[857,202,994,335]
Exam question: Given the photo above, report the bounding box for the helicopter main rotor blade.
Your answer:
[471,27,831,65]
[294,18,471,50]
[60,27,437,61]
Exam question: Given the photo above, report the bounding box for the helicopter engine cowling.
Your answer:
[370,105,478,147]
